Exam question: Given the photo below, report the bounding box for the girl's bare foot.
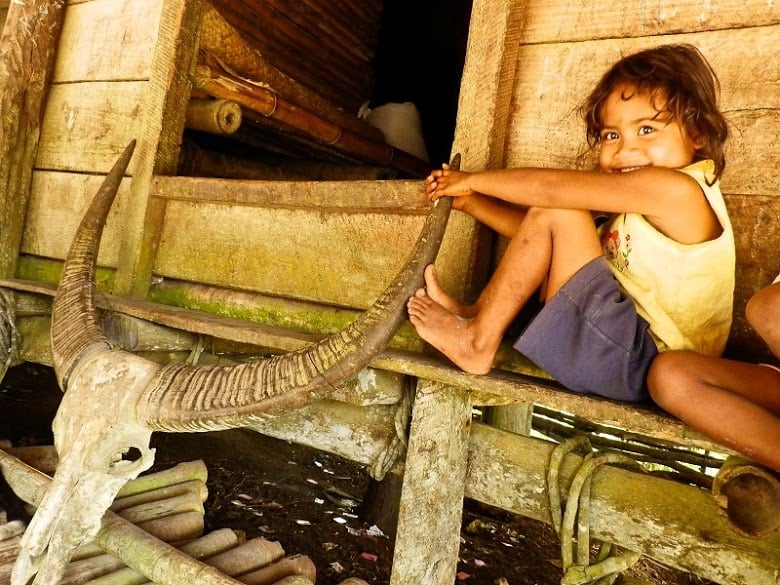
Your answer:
[422,265,475,318]
[407,289,496,374]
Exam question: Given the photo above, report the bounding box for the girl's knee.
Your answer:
[746,284,780,355]
[746,284,779,332]
[646,351,694,408]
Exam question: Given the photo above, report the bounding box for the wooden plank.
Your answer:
[454,0,523,171]
[153,200,428,307]
[0,279,729,452]
[151,176,430,212]
[390,381,471,585]
[21,173,433,279]
[115,0,204,298]
[22,170,133,265]
[146,177,474,309]
[504,27,780,197]
[0,0,65,276]
[53,0,161,83]
[726,194,780,361]
[514,0,780,44]
[35,82,146,173]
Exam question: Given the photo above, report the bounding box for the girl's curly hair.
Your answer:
[581,44,729,179]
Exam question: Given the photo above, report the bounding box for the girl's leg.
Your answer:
[746,281,780,359]
[648,351,780,471]
[407,207,602,374]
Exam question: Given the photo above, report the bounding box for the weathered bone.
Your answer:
[12,141,454,584]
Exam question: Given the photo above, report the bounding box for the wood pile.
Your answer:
[0,445,367,585]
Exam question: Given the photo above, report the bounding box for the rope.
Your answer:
[368,376,414,481]
[185,334,206,365]
[0,288,20,382]
[547,435,644,585]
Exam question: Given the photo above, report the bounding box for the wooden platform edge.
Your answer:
[0,278,728,455]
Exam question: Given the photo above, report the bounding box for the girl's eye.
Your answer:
[639,125,655,135]
[601,130,619,141]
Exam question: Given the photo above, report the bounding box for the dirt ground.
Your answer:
[1,363,716,585]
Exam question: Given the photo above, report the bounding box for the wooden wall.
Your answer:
[22,0,164,270]
[454,0,780,359]
[0,0,8,30]
[18,0,479,314]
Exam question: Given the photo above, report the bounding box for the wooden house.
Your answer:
[0,1,779,583]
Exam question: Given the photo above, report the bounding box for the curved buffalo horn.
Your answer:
[52,141,457,432]
[51,139,136,389]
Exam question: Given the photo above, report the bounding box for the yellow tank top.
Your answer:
[599,160,735,355]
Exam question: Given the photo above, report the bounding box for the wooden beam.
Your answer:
[465,423,780,584]
[454,0,523,171]
[150,176,428,213]
[0,0,65,277]
[115,0,205,299]
[512,0,780,45]
[390,380,472,585]
[0,278,729,453]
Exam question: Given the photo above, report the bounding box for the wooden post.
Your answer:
[0,0,65,277]
[452,0,532,436]
[115,0,205,298]
[390,380,472,585]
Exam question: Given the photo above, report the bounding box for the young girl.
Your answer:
[648,279,780,471]
[407,43,734,403]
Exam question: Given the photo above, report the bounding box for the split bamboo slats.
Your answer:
[194,1,431,177]
[0,446,367,585]
[207,0,381,115]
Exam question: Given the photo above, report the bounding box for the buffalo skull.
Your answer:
[12,141,454,584]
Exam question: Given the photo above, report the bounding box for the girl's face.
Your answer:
[597,84,703,174]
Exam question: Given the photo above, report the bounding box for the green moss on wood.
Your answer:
[16,255,115,290]
[15,256,427,353]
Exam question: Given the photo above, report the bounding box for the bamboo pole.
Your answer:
[236,554,316,585]
[0,0,65,277]
[266,576,313,585]
[86,529,243,585]
[0,450,245,585]
[203,537,285,576]
[115,461,208,498]
[193,64,431,178]
[712,456,780,537]
[2,445,58,475]
[116,491,206,525]
[198,4,382,140]
[0,534,22,564]
[0,520,24,541]
[134,510,204,543]
[59,553,126,585]
[186,99,242,135]
[111,480,208,513]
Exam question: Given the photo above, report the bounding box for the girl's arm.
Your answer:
[425,162,526,238]
[453,193,526,238]
[427,166,720,244]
